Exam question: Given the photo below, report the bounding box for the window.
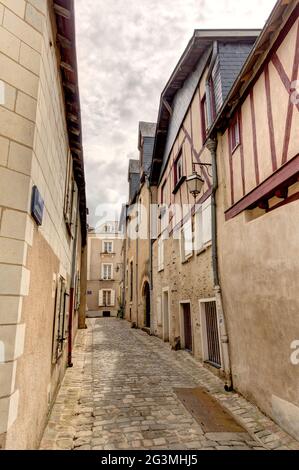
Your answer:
[180,220,193,262]
[99,289,115,307]
[74,271,81,310]
[230,114,240,152]
[87,290,92,295]
[102,263,113,280]
[207,76,216,123]
[200,299,222,368]
[64,152,77,236]
[52,276,67,363]
[103,241,113,253]
[104,224,113,233]
[158,236,164,272]
[161,182,166,204]
[201,95,209,141]
[194,197,212,251]
[174,152,183,186]
[130,261,133,302]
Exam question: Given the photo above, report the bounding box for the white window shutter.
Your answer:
[202,197,212,245]
[158,238,164,271]
[110,290,115,306]
[98,290,104,307]
[161,238,164,269]
[184,220,193,257]
[194,209,203,251]
[71,183,78,235]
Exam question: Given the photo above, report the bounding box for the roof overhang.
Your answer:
[53,0,87,245]
[150,29,260,185]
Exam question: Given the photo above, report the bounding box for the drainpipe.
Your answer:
[206,137,232,391]
[148,178,154,335]
[136,198,139,328]
[68,194,79,367]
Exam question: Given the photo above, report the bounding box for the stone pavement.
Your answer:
[40,318,299,450]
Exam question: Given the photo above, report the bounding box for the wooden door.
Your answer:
[183,304,192,351]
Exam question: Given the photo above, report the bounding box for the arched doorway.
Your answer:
[143,281,151,328]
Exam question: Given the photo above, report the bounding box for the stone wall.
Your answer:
[0,0,81,448]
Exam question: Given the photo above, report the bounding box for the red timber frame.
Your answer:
[158,94,213,237]
[226,5,299,221]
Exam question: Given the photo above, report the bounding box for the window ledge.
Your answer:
[172,176,186,195]
[196,241,212,256]
[181,253,193,264]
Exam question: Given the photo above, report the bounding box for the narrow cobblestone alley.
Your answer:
[40,319,299,451]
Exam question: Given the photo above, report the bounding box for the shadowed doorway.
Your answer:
[143,281,151,328]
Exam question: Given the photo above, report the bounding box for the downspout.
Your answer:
[68,194,79,367]
[148,177,154,335]
[206,137,233,391]
[136,197,139,328]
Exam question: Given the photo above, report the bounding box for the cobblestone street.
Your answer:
[40,319,299,451]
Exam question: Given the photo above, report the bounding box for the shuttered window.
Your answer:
[180,220,193,262]
[99,289,115,307]
[102,263,113,280]
[64,152,78,236]
[103,241,113,253]
[195,197,212,251]
[52,276,67,363]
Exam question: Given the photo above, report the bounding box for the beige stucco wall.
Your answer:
[87,231,123,317]
[216,14,299,440]
[0,0,82,448]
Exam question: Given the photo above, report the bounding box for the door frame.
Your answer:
[179,300,193,351]
[142,280,151,328]
[162,287,170,342]
[199,298,223,367]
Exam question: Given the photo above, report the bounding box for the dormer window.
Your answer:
[104,224,113,233]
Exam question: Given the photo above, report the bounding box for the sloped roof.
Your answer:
[138,122,156,150]
[208,0,299,135]
[150,29,260,185]
[53,0,87,244]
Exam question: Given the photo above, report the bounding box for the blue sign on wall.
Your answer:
[31,186,44,226]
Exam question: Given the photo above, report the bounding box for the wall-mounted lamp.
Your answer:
[186,162,212,199]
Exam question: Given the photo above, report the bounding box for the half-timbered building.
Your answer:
[150,29,259,382]
[209,0,299,440]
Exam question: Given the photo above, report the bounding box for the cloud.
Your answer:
[75,0,275,227]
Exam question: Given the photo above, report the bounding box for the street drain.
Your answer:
[174,387,246,433]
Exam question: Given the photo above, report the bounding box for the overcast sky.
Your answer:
[75,0,275,227]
